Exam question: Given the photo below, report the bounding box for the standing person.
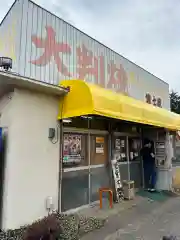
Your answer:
[140,139,156,192]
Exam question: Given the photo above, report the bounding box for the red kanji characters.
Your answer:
[107,61,128,94]
[76,44,105,87]
[31,26,71,77]
[99,55,105,87]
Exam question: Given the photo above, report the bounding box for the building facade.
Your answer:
[0,0,177,230]
[1,89,61,229]
[0,0,170,109]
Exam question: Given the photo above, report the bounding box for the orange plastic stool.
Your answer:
[99,187,113,209]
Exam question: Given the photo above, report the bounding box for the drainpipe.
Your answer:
[58,119,63,213]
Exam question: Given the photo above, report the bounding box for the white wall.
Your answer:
[0,92,14,127]
[2,88,61,229]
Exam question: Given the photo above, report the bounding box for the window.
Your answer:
[128,138,141,161]
[90,135,108,165]
[113,136,127,162]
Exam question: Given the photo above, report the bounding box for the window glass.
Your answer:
[62,170,89,211]
[90,167,110,202]
[90,135,108,165]
[113,136,127,162]
[63,133,88,168]
[128,138,141,161]
[90,117,109,130]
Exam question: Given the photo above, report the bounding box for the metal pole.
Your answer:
[126,136,130,181]
[141,128,145,188]
[58,120,63,213]
[157,130,159,141]
[108,122,112,161]
[108,122,113,187]
[88,117,91,204]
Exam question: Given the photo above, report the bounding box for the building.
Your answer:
[0,0,179,230]
[0,0,170,109]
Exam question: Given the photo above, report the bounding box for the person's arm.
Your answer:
[150,146,155,158]
[150,149,157,166]
[150,152,155,158]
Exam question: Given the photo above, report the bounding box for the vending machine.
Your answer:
[155,140,166,166]
[143,127,174,190]
[155,132,174,190]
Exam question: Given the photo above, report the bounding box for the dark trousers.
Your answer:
[143,163,156,189]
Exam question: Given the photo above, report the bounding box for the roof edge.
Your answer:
[0,71,68,96]
[0,0,17,28]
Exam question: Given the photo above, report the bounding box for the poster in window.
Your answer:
[120,139,125,148]
[95,137,104,154]
[115,139,121,150]
[63,134,82,164]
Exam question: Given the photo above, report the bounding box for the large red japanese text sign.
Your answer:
[30,26,129,94]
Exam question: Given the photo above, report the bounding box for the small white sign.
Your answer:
[96,148,104,154]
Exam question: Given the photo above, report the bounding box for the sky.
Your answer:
[1,0,180,91]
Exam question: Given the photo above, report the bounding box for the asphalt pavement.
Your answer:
[81,196,180,240]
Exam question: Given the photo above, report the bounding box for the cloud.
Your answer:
[1,0,180,91]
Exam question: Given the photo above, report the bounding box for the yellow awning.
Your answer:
[58,79,180,130]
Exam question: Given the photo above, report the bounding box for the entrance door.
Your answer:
[61,133,89,211]
[90,135,110,202]
[113,136,129,183]
[128,137,143,188]
[112,134,143,189]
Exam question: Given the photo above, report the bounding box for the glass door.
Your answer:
[90,135,110,202]
[128,137,143,188]
[61,133,89,211]
[112,136,129,183]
